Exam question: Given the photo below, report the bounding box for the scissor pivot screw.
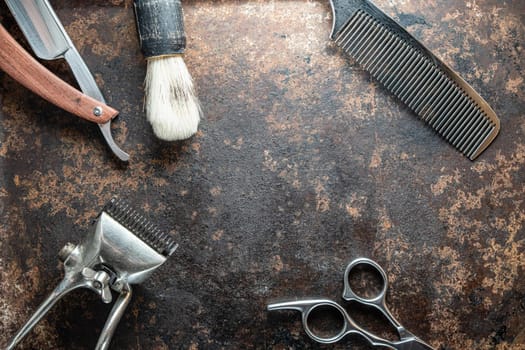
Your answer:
[93,106,103,117]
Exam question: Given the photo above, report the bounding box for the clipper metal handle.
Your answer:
[6,242,130,350]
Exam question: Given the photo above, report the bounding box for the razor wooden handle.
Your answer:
[0,23,117,124]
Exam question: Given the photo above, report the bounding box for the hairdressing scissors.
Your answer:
[267,257,435,349]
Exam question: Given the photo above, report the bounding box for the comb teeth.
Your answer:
[334,10,499,160]
[103,198,178,257]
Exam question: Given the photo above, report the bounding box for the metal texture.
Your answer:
[5,198,176,350]
[0,0,523,349]
[330,0,500,160]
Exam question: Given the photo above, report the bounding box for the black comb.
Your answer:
[329,0,500,160]
[103,197,177,257]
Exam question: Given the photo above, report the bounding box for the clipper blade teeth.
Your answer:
[103,198,178,257]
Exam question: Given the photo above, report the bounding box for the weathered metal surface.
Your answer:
[0,0,523,349]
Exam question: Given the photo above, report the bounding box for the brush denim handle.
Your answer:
[134,0,186,58]
[0,24,117,124]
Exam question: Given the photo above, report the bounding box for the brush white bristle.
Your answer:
[144,55,201,141]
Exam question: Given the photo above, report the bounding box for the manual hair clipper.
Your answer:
[5,198,177,350]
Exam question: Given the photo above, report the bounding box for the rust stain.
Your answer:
[506,76,523,94]
[314,177,330,212]
[209,186,221,197]
[430,171,461,195]
[369,149,382,168]
[345,193,368,219]
[428,144,525,347]
[212,229,224,241]
[271,255,284,272]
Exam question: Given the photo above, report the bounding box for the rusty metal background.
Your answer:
[0,0,523,349]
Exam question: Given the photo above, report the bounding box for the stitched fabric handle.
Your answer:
[134,0,186,57]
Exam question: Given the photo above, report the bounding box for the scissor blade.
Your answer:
[268,299,330,313]
[394,338,435,350]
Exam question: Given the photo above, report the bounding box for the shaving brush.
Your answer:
[134,0,201,141]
